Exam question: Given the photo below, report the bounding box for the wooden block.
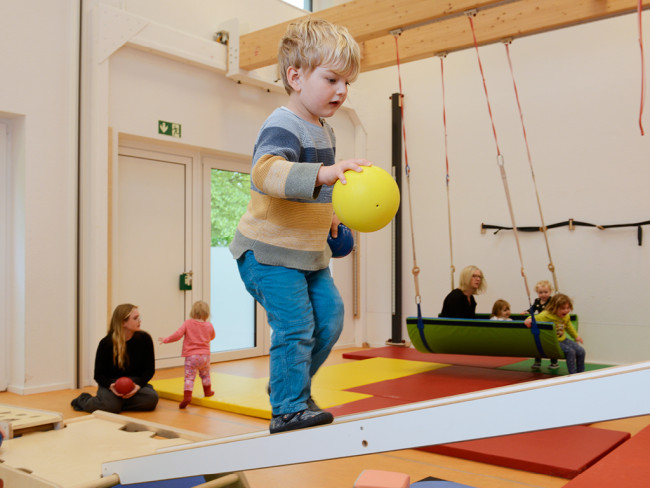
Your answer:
[0,404,63,438]
[354,469,410,488]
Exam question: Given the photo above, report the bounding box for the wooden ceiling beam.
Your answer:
[360,0,650,72]
[238,0,507,71]
[237,0,649,73]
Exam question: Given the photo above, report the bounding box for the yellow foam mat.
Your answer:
[151,357,447,419]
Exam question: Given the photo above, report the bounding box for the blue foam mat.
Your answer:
[411,478,476,488]
[116,476,205,487]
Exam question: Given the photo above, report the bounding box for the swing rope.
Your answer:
[393,32,430,351]
[638,0,646,136]
[467,13,533,307]
[503,40,559,292]
[439,53,456,291]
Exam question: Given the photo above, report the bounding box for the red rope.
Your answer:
[394,34,411,176]
[638,0,646,136]
[440,56,450,185]
[468,15,501,155]
[504,42,533,173]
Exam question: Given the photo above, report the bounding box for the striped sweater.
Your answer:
[229,107,336,270]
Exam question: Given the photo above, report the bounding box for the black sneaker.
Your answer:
[269,409,333,434]
[71,392,91,412]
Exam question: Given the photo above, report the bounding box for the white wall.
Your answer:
[77,0,369,385]
[0,0,79,393]
[354,12,650,365]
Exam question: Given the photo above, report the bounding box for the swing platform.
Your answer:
[406,314,578,360]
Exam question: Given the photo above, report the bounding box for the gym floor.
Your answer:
[0,348,647,488]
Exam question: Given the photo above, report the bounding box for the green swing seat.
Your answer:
[406,313,579,360]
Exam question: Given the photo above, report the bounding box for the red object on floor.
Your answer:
[563,424,650,487]
[419,426,630,479]
[347,365,547,402]
[342,346,525,368]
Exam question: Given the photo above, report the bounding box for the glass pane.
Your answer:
[210,169,255,353]
[281,0,312,10]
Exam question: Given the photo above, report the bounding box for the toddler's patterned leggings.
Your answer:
[184,354,211,391]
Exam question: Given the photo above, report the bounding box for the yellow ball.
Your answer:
[332,165,400,233]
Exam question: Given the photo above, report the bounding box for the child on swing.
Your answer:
[159,300,216,409]
[490,299,512,320]
[527,280,557,371]
[525,293,585,374]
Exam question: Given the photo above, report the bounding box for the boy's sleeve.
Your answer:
[251,123,322,200]
[252,154,321,200]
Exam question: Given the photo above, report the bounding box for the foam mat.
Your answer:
[419,425,630,479]
[151,357,446,419]
[563,424,650,487]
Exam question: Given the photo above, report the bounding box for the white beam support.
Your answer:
[219,18,285,94]
[103,361,650,485]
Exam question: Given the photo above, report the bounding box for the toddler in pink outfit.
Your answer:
[159,300,216,408]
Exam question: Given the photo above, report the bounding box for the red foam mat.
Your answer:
[326,396,411,417]
[347,366,547,402]
[563,424,650,487]
[418,426,630,479]
[342,347,525,368]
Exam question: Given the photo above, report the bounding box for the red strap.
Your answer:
[638,0,646,136]
[393,34,411,176]
[440,56,450,185]
[504,42,533,171]
[468,15,501,155]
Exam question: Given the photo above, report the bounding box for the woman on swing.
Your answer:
[439,265,487,318]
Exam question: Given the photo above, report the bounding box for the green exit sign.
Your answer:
[158,120,181,138]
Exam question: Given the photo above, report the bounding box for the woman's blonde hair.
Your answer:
[491,299,510,318]
[190,300,210,321]
[108,303,137,369]
[458,265,487,294]
[278,18,360,95]
[544,293,573,315]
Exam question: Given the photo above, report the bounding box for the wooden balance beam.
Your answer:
[103,360,650,485]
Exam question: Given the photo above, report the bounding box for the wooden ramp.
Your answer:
[103,360,650,485]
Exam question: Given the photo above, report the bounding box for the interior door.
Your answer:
[115,148,191,368]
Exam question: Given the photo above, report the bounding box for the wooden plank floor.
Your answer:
[1,348,646,488]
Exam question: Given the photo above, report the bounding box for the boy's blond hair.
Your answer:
[190,300,210,321]
[278,18,360,95]
[535,280,553,293]
[544,293,573,315]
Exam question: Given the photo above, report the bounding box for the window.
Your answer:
[281,0,312,11]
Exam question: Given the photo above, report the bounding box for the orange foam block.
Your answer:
[354,469,410,488]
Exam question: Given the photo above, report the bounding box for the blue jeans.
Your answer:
[559,338,586,374]
[237,251,344,415]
